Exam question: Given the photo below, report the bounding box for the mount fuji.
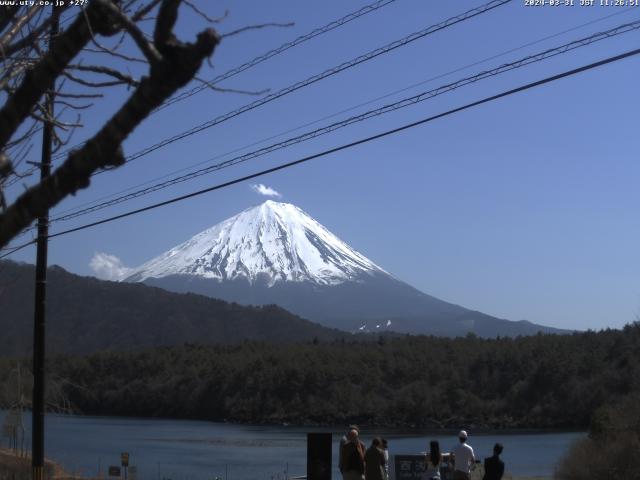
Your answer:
[123,201,562,337]
[126,200,385,287]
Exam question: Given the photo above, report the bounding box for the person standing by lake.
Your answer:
[341,428,366,480]
[423,440,442,480]
[482,443,504,480]
[450,430,475,480]
[339,425,361,478]
[364,437,385,480]
[381,438,389,480]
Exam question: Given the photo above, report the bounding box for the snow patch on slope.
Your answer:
[125,201,386,286]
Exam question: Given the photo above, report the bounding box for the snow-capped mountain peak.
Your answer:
[125,200,386,286]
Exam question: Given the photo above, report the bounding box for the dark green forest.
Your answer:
[0,261,343,356]
[3,324,639,429]
[556,393,640,479]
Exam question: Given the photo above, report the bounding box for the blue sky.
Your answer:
[5,0,640,331]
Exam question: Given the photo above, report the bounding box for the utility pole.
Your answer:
[32,6,59,480]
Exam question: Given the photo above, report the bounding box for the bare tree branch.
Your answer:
[5,118,39,149]
[2,14,54,59]
[194,76,268,96]
[70,64,139,87]
[54,99,94,110]
[82,46,147,64]
[10,142,34,171]
[0,14,220,247]
[53,91,104,99]
[154,0,180,46]
[62,70,136,89]
[221,22,294,39]
[30,107,81,131]
[0,0,121,151]
[0,6,20,35]
[52,116,81,152]
[99,0,162,64]
[183,0,228,24]
[0,5,42,56]
[132,0,163,22]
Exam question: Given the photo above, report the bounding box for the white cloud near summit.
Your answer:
[250,183,281,198]
[89,252,132,281]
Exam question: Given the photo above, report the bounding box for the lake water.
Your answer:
[0,411,584,480]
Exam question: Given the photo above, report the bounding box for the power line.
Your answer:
[0,240,34,258]
[47,19,640,224]
[48,0,400,164]
[1,0,511,244]
[158,0,399,111]
[47,6,636,221]
[3,45,637,258]
[93,0,513,172]
[33,47,638,243]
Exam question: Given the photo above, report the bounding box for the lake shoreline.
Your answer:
[0,410,579,479]
[0,448,552,480]
[34,409,587,436]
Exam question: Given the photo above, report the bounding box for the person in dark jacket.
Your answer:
[364,437,385,480]
[482,443,504,480]
[341,428,366,480]
[340,425,361,477]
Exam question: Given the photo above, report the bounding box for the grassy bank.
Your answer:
[0,447,82,480]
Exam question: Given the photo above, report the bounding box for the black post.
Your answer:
[307,433,332,480]
[32,7,58,480]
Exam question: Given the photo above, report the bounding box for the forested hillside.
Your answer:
[0,261,343,355]
[3,324,638,429]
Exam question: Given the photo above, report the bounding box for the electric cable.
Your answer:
[48,0,400,163]
[158,0,400,111]
[3,46,638,256]
[0,0,511,246]
[90,0,513,173]
[34,47,640,245]
[47,6,636,220]
[47,19,640,224]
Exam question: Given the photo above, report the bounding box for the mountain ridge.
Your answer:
[121,201,565,337]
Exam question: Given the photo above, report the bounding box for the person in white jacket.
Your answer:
[381,439,389,480]
[450,430,475,480]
